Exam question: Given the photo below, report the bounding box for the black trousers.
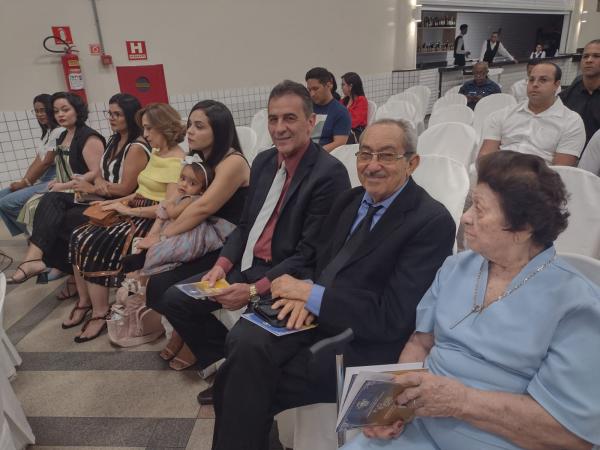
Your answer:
[211,318,338,450]
[454,54,466,66]
[148,257,273,368]
[29,192,88,273]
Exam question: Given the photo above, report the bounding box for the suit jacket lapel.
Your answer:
[280,143,318,211]
[343,178,420,267]
[330,190,364,256]
[251,152,278,223]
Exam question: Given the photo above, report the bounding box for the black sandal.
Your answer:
[62,303,92,329]
[74,312,110,343]
[56,277,78,301]
[6,259,48,285]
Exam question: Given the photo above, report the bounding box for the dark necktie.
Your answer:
[317,204,382,287]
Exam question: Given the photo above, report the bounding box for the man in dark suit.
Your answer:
[211,118,456,450]
[155,80,350,382]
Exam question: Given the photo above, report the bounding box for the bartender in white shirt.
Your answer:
[530,43,546,59]
[480,32,518,64]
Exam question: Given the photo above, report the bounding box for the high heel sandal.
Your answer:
[62,303,92,329]
[6,259,48,285]
[74,312,110,343]
[56,277,78,301]
[168,345,197,371]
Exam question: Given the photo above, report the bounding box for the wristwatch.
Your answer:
[249,284,259,303]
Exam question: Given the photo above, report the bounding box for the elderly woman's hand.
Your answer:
[395,372,469,418]
[362,420,405,440]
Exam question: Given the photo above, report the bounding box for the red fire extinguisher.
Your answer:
[61,50,87,103]
[44,36,88,103]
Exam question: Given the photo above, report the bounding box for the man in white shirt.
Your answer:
[480,32,517,65]
[479,62,585,166]
[510,60,561,103]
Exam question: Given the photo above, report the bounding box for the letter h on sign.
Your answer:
[126,41,148,61]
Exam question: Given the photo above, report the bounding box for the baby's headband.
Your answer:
[181,154,208,185]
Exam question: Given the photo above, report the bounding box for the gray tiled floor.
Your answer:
[2,227,286,449]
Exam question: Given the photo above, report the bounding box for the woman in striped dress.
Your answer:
[8,94,150,301]
[67,103,186,343]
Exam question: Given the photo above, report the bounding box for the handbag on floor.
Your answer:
[107,280,165,347]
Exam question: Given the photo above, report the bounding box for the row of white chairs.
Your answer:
[0,274,36,449]
[279,144,600,450]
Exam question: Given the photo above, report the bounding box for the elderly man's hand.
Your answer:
[362,420,405,440]
[271,274,312,303]
[394,372,469,418]
[272,298,315,329]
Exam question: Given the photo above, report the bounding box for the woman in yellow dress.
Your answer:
[67,103,186,343]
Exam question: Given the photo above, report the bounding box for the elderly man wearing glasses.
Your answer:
[211,118,456,450]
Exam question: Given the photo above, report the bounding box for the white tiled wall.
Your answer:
[0,72,398,188]
[0,63,579,188]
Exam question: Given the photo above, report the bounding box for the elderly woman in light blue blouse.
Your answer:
[343,150,600,450]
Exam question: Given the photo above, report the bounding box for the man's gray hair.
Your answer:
[364,118,418,154]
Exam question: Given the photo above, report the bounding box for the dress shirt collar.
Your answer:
[276,141,311,178]
[519,97,565,118]
[361,179,409,210]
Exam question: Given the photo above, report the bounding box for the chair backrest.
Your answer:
[432,93,467,113]
[250,108,273,152]
[417,122,478,167]
[558,252,600,286]
[235,126,257,164]
[405,85,432,114]
[551,166,600,258]
[473,93,516,137]
[330,144,360,188]
[0,274,5,323]
[387,92,424,120]
[444,85,462,96]
[412,155,470,246]
[367,100,377,125]
[374,101,418,125]
[428,104,474,128]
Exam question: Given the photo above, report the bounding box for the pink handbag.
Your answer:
[107,283,165,347]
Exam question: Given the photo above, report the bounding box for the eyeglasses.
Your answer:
[103,110,123,119]
[355,151,414,163]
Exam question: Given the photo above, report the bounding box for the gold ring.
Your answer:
[411,399,417,409]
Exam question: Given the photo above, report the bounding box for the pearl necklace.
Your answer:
[449,253,556,329]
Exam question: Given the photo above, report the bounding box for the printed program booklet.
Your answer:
[241,312,317,337]
[336,362,427,432]
[176,279,230,299]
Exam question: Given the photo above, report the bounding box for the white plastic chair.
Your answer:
[236,126,258,165]
[558,252,600,286]
[387,92,424,123]
[551,166,600,259]
[417,122,478,167]
[0,274,21,380]
[330,144,360,188]
[0,369,35,448]
[432,93,467,113]
[412,155,470,251]
[444,85,462,96]
[374,101,418,126]
[405,85,431,115]
[367,100,377,125]
[0,414,17,450]
[473,93,516,138]
[428,105,474,128]
[250,109,273,153]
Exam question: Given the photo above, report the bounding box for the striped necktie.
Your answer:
[241,161,287,271]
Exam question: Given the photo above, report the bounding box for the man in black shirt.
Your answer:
[560,39,600,146]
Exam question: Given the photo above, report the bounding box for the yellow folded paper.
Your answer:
[194,279,230,294]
